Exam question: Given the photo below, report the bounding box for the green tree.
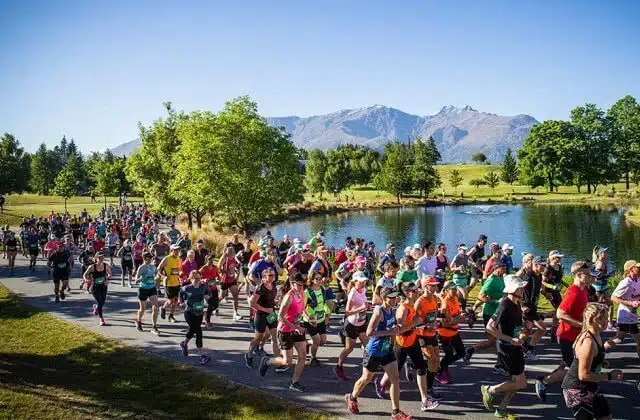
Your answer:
[304,149,327,198]
[378,142,413,203]
[53,154,82,212]
[90,152,120,210]
[500,147,519,184]
[471,152,487,164]
[517,120,576,192]
[0,133,30,195]
[324,148,351,196]
[449,169,463,193]
[484,170,500,194]
[30,143,57,195]
[426,136,441,164]
[469,178,487,189]
[608,95,640,190]
[412,138,441,198]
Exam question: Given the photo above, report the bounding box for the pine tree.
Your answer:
[500,147,519,184]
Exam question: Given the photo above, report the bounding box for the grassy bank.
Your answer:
[0,284,327,420]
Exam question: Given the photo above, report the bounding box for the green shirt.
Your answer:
[481,273,505,316]
[395,269,418,285]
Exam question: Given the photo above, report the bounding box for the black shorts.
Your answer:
[559,339,575,366]
[53,273,69,283]
[483,313,492,327]
[394,341,427,372]
[362,350,396,372]
[497,342,525,376]
[618,323,639,335]
[166,286,180,299]
[302,321,327,336]
[29,248,39,257]
[220,281,238,291]
[544,290,562,309]
[254,311,278,333]
[121,260,133,273]
[418,336,439,347]
[138,287,157,301]
[344,321,367,339]
[278,330,306,350]
[564,391,611,420]
[108,246,117,257]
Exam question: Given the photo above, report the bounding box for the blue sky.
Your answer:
[1,0,639,152]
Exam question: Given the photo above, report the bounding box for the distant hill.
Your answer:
[106,105,538,162]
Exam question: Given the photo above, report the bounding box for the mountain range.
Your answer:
[107,105,538,162]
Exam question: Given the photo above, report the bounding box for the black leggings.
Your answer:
[439,334,465,371]
[185,311,204,348]
[205,289,219,323]
[92,283,108,317]
[394,341,427,375]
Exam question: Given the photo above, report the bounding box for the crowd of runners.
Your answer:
[2,204,640,420]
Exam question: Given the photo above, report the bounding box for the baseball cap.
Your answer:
[457,243,468,251]
[170,244,181,250]
[404,246,412,254]
[302,244,311,252]
[623,260,640,271]
[422,275,440,286]
[380,287,400,299]
[502,243,514,251]
[479,234,488,241]
[353,271,368,282]
[442,281,457,290]
[503,274,528,294]
[386,243,395,250]
[489,242,500,251]
[532,256,548,266]
[355,255,367,264]
[196,239,205,244]
[412,243,422,250]
[548,250,564,259]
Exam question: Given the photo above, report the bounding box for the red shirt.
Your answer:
[249,251,261,265]
[93,238,105,252]
[483,255,498,278]
[556,284,588,342]
[200,265,220,291]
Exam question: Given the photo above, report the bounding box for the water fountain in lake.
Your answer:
[462,205,509,215]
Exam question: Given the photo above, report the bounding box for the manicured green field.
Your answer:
[0,284,327,420]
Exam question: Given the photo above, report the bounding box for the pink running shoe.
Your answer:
[92,304,98,316]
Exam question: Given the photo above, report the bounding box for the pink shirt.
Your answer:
[347,288,368,326]
[279,290,304,333]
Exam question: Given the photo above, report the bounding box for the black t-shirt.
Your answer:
[232,242,244,255]
[194,248,209,268]
[254,283,277,313]
[49,251,71,274]
[543,265,563,285]
[278,241,291,255]
[52,223,65,238]
[491,298,523,348]
[522,270,542,309]
[292,259,313,276]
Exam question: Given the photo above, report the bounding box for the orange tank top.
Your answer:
[415,295,439,338]
[395,302,417,348]
[438,296,461,338]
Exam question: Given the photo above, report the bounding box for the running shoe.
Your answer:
[55,295,60,303]
[214,309,220,316]
[259,356,270,376]
[136,321,143,332]
[128,282,133,288]
[421,397,440,411]
[275,366,290,374]
[391,410,413,420]
[288,381,307,392]
[492,366,510,377]
[180,340,189,356]
[494,409,518,419]
[59,291,65,300]
[168,314,177,323]
[309,358,321,367]
[92,304,98,316]
[160,307,166,319]
[374,375,387,399]
[534,378,547,402]
[405,364,415,382]
[481,385,495,411]
[245,353,253,368]
[427,389,443,401]
[205,322,213,329]
[99,318,106,326]
[151,326,159,335]
[334,365,347,381]
[467,310,476,329]
[200,355,211,365]
[463,346,475,365]
[234,312,243,321]
[435,371,449,385]
[344,393,359,414]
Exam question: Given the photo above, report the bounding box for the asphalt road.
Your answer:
[2,253,640,420]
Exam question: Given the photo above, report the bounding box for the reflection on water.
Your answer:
[260,204,639,270]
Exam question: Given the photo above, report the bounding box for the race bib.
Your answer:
[381,338,391,354]
[57,262,67,269]
[192,301,204,312]
[513,326,522,337]
[315,310,325,321]
[170,268,179,275]
[123,255,132,261]
[266,311,278,324]
[94,276,105,285]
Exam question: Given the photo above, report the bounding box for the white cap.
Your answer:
[404,246,412,254]
[503,274,528,294]
[502,243,514,251]
[353,271,368,282]
[412,243,422,250]
[293,238,301,244]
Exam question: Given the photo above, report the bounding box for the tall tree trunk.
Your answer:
[587,183,592,194]
[626,171,630,190]
[104,195,107,211]
[64,198,67,214]
[195,209,203,229]
[547,173,554,192]
[397,194,400,204]
[186,211,193,230]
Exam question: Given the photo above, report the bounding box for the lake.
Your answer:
[261,204,640,272]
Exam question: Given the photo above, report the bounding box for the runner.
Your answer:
[180,250,199,286]
[481,274,529,419]
[179,271,212,365]
[158,244,183,323]
[135,251,159,334]
[519,254,547,359]
[416,242,437,279]
[218,244,242,321]
[344,287,413,419]
[535,260,600,402]
[378,281,440,411]
[245,267,280,367]
[377,243,396,275]
[335,271,369,381]
[259,273,308,392]
[467,234,487,289]
[592,245,615,330]
[26,227,40,271]
[500,243,515,273]
[105,228,119,266]
[151,233,170,267]
[5,230,19,276]
[395,255,418,286]
[414,275,443,400]
[193,239,209,268]
[609,259,640,358]
[83,252,112,326]
[542,250,565,341]
[48,243,71,302]
[436,281,466,384]
[199,254,220,328]
[303,272,329,367]
[117,239,135,287]
[561,303,624,420]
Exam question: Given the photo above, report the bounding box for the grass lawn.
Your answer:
[0,284,328,420]
[0,194,144,226]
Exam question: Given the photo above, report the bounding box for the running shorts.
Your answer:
[29,248,39,257]
[344,321,366,339]
[563,389,610,420]
[497,342,525,376]
[121,260,134,274]
[618,323,639,335]
[418,336,439,347]
[523,308,542,322]
[362,349,396,372]
[138,287,158,301]
[302,321,327,336]
[278,330,306,350]
[254,311,278,333]
[166,286,180,299]
[220,281,238,291]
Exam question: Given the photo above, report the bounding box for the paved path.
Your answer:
[2,253,640,420]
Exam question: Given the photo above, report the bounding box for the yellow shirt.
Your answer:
[163,255,182,287]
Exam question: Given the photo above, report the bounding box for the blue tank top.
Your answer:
[366,305,396,357]
[139,264,157,289]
